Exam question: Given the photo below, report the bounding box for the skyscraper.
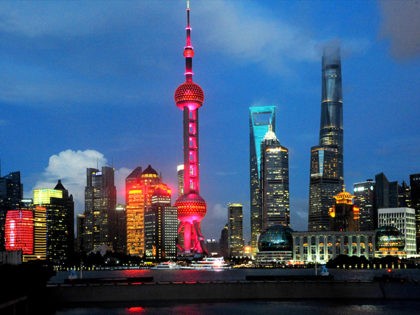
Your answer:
[113,204,126,254]
[33,180,74,264]
[227,203,244,257]
[410,173,420,253]
[249,105,276,251]
[308,47,344,231]
[0,171,23,250]
[126,165,161,257]
[375,172,398,209]
[174,1,207,257]
[5,209,33,255]
[353,179,375,231]
[83,166,116,253]
[260,126,289,230]
[145,183,178,260]
[126,166,143,256]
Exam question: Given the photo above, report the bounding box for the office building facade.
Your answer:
[33,180,74,264]
[353,179,376,231]
[260,127,289,230]
[126,165,161,257]
[0,171,23,250]
[378,207,416,257]
[83,166,116,253]
[145,183,177,260]
[228,203,244,257]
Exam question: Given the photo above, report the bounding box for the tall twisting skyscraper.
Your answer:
[174,0,207,257]
[308,47,344,231]
[249,106,276,251]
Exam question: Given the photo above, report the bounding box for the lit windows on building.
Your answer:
[228,203,244,257]
[354,180,375,231]
[292,231,375,264]
[378,207,416,257]
[260,126,289,230]
[5,210,34,255]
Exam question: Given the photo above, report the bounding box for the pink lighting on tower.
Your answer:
[174,0,207,257]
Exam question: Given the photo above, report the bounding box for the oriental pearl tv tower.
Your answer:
[174,0,207,257]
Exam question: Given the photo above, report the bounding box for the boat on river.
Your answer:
[184,256,231,271]
[151,261,181,270]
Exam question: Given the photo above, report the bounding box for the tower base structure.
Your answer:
[175,192,208,258]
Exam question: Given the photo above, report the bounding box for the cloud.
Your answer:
[198,2,368,74]
[379,0,420,59]
[201,203,227,239]
[33,149,130,214]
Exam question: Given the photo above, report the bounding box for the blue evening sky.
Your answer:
[0,0,419,241]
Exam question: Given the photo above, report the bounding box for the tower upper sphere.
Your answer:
[175,81,204,110]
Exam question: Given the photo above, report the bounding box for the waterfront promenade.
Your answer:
[47,268,420,306]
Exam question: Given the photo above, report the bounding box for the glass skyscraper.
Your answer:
[228,203,244,257]
[83,166,116,253]
[353,179,376,231]
[260,127,289,230]
[249,106,276,251]
[308,47,344,231]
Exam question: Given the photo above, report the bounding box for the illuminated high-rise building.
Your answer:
[174,1,207,257]
[353,179,375,231]
[126,165,161,257]
[328,189,360,232]
[33,180,74,264]
[5,209,33,255]
[145,183,178,260]
[83,166,116,253]
[19,199,47,262]
[0,171,23,250]
[308,47,344,231]
[249,106,276,251]
[260,126,289,230]
[228,203,244,257]
[126,166,143,256]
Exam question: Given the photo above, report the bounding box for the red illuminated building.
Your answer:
[174,0,207,256]
[5,210,34,255]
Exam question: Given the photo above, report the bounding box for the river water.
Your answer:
[50,268,420,315]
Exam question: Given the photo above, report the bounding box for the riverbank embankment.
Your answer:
[48,278,420,307]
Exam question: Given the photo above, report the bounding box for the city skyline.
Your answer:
[0,1,419,241]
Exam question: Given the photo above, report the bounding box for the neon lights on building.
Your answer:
[5,210,34,254]
[174,1,207,256]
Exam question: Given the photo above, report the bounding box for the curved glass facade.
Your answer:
[258,225,293,252]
